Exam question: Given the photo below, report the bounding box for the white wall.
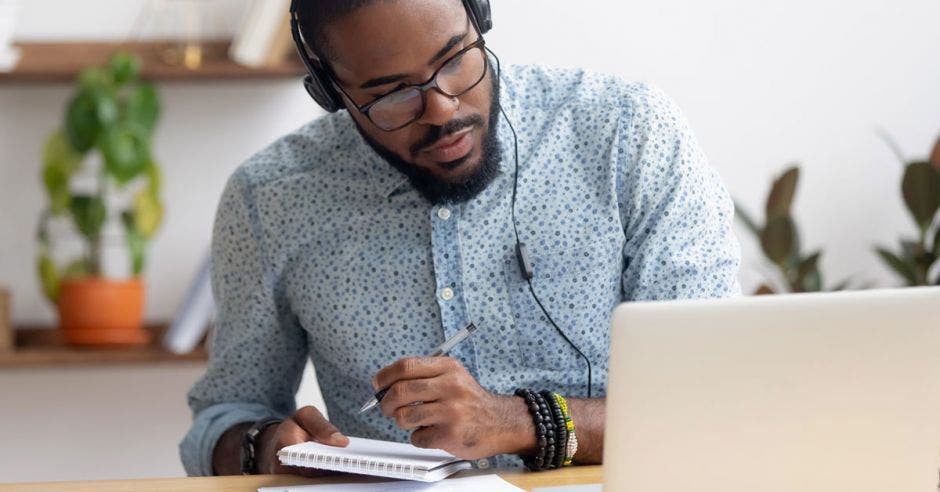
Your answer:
[0,0,938,484]
[2,0,940,324]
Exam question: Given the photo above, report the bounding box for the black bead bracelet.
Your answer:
[516,388,552,471]
[541,390,568,469]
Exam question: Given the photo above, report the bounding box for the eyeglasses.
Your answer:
[332,38,489,132]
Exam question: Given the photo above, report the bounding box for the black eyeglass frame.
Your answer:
[329,38,490,132]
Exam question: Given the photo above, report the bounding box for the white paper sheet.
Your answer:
[258,474,524,492]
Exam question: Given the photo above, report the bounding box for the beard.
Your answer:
[355,74,502,205]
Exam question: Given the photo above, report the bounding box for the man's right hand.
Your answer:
[256,406,350,476]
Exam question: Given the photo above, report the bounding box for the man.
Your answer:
[181,0,740,476]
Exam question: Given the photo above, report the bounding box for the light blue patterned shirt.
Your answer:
[181,64,741,475]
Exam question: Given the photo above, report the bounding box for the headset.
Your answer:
[289,0,492,113]
[288,0,592,398]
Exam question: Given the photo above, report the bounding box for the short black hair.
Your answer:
[294,0,462,62]
[294,1,379,61]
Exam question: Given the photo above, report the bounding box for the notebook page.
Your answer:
[278,437,462,470]
[258,474,524,492]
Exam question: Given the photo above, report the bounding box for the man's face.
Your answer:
[323,0,499,203]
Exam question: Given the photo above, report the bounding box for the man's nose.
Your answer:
[417,89,459,127]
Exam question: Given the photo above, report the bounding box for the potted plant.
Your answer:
[735,165,853,294]
[874,134,940,286]
[36,52,164,346]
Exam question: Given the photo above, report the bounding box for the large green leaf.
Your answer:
[765,167,800,219]
[761,216,796,265]
[37,254,60,303]
[41,130,83,214]
[121,212,147,276]
[108,52,142,85]
[65,91,101,152]
[99,124,150,185]
[69,195,107,240]
[901,162,940,233]
[125,82,160,132]
[733,201,761,237]
[132,188,163,239]
[875,247,918,286]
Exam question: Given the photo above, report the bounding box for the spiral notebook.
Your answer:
[277,437,472,482]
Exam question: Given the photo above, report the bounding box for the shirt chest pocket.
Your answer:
[502,235,624,371]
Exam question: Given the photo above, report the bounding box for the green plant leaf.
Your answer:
[733,200,761,237]
[37,254,60,303]
[760,215,796,265]
[122,220,146,276]
[69,195,107,240]
[765,166,800,219]
[901,161,940,233]
[108,52,141,85]
[62,258,91,280]
[929,136,940,172]
[875,247,918,286]
[132,188,163,239]
[146,161,162,196]
[78,67,112,91]
[125,82,160,132]
[41,130,83,214]
[795,251,822,292]
[99,124,150,185]
[65,90,101,152]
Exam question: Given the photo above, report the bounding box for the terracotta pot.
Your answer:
[57,277,149,346]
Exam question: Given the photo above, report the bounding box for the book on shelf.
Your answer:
[229,0,295,68]
[162,253,215,354]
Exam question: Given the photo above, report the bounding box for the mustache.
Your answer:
[409,115,485,158]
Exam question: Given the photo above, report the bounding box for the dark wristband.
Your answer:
[240,417,283,475]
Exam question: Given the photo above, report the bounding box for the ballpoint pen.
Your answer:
[358,322,478,414]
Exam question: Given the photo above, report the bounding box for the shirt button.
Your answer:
[440,287,454,301]
[476,458,490,469]
[437,207,451,220]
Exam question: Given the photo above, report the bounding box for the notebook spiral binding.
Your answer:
[285,447,420,479]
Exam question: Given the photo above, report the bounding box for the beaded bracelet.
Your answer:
[534,391,557,469]
[554,392,578,465]
[540,390,568,469]
[515,388,550,471]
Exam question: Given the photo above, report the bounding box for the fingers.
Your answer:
[267,406,349,476]
[379,376,446,416]
[391,402,450,431]
[292,406,349,447]
[373,356,460,392]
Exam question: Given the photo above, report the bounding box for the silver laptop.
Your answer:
[604,287,940,492]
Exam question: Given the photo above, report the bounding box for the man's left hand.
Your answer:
[373,356,535,460]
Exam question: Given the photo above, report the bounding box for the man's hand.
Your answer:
[256,406,349,476]
[373,356,536,460]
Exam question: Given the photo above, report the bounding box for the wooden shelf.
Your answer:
[0,40,306,83]
[0,324,208,368]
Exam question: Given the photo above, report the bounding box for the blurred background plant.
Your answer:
[36,52,164,303]
[736,165,852,294]
[874,133,940,286]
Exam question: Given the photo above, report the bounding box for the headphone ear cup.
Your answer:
[465,0,493,34]
[302,73,344,113]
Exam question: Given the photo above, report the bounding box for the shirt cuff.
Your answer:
[180,402,283,476]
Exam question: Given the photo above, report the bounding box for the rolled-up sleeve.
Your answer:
[180,169,309,476]
[617,85,741,300]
